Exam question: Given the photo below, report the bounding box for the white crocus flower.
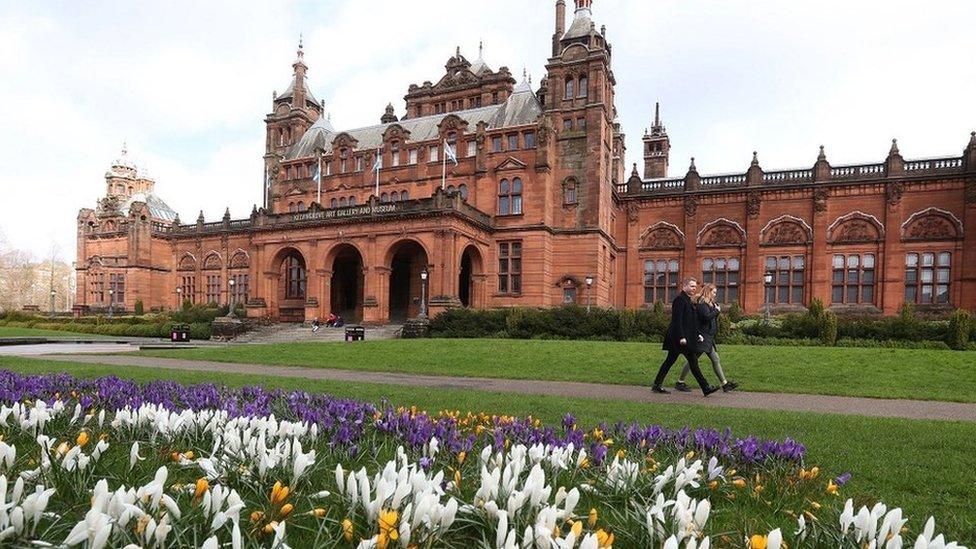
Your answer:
[767,528,782,549]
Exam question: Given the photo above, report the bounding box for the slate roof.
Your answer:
[285,86,542,160]
[119,192,178,222]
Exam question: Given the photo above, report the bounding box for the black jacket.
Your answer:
[662,292,700,352]
[696,302,720,352]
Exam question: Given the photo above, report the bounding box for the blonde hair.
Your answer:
[695,283,718,304]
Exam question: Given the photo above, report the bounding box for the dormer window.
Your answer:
[339,149,349,173]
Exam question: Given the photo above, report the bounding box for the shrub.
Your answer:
[820,310,838,346]
[134,300,144,316]
[726,302,744,323]
[946,309,972,351]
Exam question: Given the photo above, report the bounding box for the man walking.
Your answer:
[652,277,719,396]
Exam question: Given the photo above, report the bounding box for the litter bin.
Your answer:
[170,324,190,343]
[344,325,365,342]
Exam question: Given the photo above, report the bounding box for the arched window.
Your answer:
[400,190,408,201]
[498,178,523,215]
[349,195,357,205]
[447,185,456,194]
[297,201,306,212]
[288,202,295,212]
[458,184,468,201]
[578,75,588,98]
[381,192,389,203]
[563,180,577,205]
[330,198,338,208]
[564,77,574,100]
[339,197,347,207]
[284,255,306,300]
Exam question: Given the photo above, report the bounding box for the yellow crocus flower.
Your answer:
[596,529,614,547]
[750,534,768,549]
[342,518,354,542]
[76,431,90,447]
[588,508,598,528]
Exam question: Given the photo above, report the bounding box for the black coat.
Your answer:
[662,292,701,353]
[696,302,720,352]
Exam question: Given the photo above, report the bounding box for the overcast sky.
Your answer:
[1,0,973,261]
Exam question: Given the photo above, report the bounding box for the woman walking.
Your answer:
[675,283,739,393]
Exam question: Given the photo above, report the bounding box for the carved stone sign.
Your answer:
[291,203,399,222]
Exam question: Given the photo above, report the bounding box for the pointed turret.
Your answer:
[886,138,904,175]
[291,37,308,109]
[747,151,763,185]
[814,145,831,181]
[643,102,670,178]
[381,103,398,124]
[684,157,701,190]
[964,131,976,171]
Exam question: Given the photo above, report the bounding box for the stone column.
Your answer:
[810,189,831,306]
[743,191,763,314]
[316,269,332,319]
[881,183,905,315]
[364,266,390,324]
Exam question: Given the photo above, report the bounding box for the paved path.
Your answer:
[31,353,976,423]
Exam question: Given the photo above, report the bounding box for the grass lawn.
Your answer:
[138,339,976,403]
[0,326,108,338]
[2,355,974,542]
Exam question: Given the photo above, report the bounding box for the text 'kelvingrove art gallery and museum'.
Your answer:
[75,0,976,324]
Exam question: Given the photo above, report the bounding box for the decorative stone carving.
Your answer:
[230,251,250,269]
[765,223,807,245]
[683,195,698,217]
[746,191,762,219]
[886,181,904,207]
[904,216,956,241]
[639,222,684,250]
[834,220,878,243]
[177,254,196,271]
[203,253,221,270]
[700,225,744,247]
[626,203,639,224]
[813,189,829,214]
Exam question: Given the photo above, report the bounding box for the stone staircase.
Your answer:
[231,323,403,344]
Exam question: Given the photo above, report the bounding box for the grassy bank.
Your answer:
[137,339,976,403]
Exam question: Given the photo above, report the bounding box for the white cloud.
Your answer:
[0,0,973,260]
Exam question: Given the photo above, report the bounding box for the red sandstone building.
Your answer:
[76,0,976,323]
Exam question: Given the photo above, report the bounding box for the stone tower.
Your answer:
[643,102,670,178]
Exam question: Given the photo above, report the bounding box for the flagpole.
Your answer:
[441,140,447,190]
[316,151,322,205]
[375,148,381,197]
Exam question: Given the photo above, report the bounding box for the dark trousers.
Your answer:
[653,348,710,393]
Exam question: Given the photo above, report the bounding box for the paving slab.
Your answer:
[28,353,976,423]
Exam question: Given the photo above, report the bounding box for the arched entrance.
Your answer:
[459,245,484,307]
[387,240,429,322]
[273,247,307,322]
[330,244,364,323]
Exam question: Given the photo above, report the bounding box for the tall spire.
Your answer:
[291,36,308,108]
[654,102,661,127]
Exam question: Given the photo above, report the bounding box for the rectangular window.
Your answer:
[408,149,418,165]
[507,134,518,150]
[206,275,221,304]
[492,136,502,152]
[643,259,680,304]
[563,287,578,304]
[391,147,400,167]
[701,257,740,304]
[905,252,951,305]
[181,276,196,304]
[498,241,523,295]
[563,119,573,131]
[90,273,105,303]
[429,146,439,163]
[831,253,876,305]
[355,157,364,172]
[577,117,586,130]
[765,255,805,305]
[524,131,536,148]
[467,140,477,157]
[231,273,249,305]
[325,161,332,176]
[108,273,125,306]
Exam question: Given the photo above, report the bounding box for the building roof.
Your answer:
[285,86,542,160]
[277,79,319,107]
[120,192,178,222]
[563,7,594,40]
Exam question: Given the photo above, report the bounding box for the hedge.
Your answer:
[0,318,212,339]
[429,305,976,350]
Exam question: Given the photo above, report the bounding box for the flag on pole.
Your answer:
[444,139,459,166]
[313,153,322,205]
[312,161,321,183]
[263,165,270,209]
[373,147,382,197]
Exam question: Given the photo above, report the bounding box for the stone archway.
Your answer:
[329,244,364,323]
[459,245,484,307]
[271,247,307,322]
[386,240,429,322]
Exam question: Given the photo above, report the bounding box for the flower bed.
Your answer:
[0,370,964,548]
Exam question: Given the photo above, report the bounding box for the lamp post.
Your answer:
[49,289,56,319]
[763,271,773,324]
[584,275,594,313]
[108,288,115,319]
[227,278,236,318]
[419,269,429,318]
[176,286,182,310]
